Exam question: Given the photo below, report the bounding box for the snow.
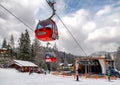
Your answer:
[13,60,38,67]
[0,68,120,85]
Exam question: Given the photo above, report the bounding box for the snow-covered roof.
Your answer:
[68,64,73,66]
[14,60,38,67]
[59,63,64,66]
[59,63,73,66]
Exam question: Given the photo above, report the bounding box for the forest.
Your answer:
[0,29,76,70]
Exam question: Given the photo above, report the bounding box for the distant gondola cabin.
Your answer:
[44,52,57,63]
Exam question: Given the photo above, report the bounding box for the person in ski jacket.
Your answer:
[29,67,33,75]
[107,70,111,81]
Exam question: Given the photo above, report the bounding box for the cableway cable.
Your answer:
[45,0,88,56]
[56,14,87,56]
[0,4,34,32]
[0,1,88,56]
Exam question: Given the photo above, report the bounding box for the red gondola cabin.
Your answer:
[35,19,59,41]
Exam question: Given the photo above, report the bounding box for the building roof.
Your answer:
[13,60,38,67]
[0,48,7,53]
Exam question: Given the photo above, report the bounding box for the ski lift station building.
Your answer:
[75,57,115,74]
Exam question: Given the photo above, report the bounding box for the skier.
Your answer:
[29,67,33,75]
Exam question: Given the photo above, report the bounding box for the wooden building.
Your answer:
[9,60,38,72]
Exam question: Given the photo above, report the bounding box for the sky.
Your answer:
[0,68,120,85]
[0,0,120,56]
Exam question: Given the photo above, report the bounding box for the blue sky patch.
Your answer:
[63,0,120,14]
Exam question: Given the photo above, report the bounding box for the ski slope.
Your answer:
[0,68,120,85]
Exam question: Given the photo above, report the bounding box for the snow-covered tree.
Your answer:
[2,38,7,48]
[9,34,15,49]
[31,38,41,62]
[18,29,31,61]
[115,47,120,70]
[8,34,15,58]
[31,38,46,68]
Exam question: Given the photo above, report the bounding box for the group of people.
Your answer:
[29,67,49,75]
[76,67,112,81]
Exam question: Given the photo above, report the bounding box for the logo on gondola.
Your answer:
[38,32,46,35]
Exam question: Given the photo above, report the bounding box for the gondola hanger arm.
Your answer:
[46,0,56,19]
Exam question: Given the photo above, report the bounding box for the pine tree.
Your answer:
[51,43,59,71]
[31,44,35,62]
[18,33,24,60]
[18,29,31,61]
[31,38,41,62]
[115,47,120,70]
[6,44,12,57]
[2,38,7,48]
[31,38,46,68]
[24,29,31,61]
[9,34,15,49]
[8,34,15,58]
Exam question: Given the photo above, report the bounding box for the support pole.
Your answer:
[46,42,51,74]
[76,59,79,81]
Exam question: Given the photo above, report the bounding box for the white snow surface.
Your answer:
[0,68,120,85]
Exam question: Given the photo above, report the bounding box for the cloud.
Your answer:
[56,1,120,56]
[84,5,120,54]
[87,27,120,43]
[82,21,96,33]
[56,9,90,55]
[0,0,120,56]
[96,5,111,16]
[0,0,45,46]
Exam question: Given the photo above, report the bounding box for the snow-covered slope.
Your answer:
[0,68,120,85]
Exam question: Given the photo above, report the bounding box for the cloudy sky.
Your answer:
[0,0,120,56]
